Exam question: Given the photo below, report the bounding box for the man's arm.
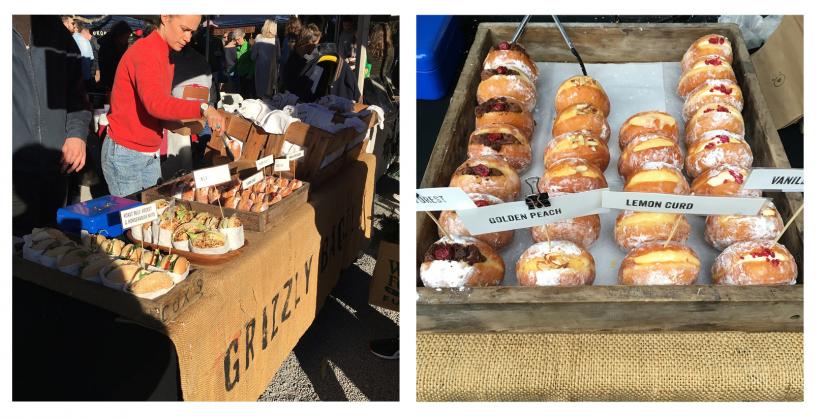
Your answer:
[63,35,91,173]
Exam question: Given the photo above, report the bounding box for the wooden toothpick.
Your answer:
[664,214,683,247]
[774,203,804,245]
[425,211,453,241]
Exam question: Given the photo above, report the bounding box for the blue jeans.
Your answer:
[101,136,161,197]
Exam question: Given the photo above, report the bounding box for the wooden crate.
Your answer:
[416,23,804,334]
[141,163,310,232]
[13,254,204,326]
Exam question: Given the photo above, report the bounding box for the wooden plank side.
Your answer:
[13,255,204,327]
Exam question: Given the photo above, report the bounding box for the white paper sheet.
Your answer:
[493,61,719,286]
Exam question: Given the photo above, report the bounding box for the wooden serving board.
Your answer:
[125,231,246,266]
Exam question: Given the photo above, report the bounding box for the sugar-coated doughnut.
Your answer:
[677,55,737,98]
[712,240,797,285]
[554,75,610,116]
[690,164,760,197]
[467,124,532,173]
[552,103,611,143]
[543,130,610,172]
[539,157,607,196]
[420,236,505,288]
[477,66,537,112]
[618,111,679,150]
[516,241,595,286]
[685,130,753,178]
[682,79,744,121]
[438,193,515,250]
[475,97,535,139]
[483,41,539,83]
[681,34,734,72]
[685,103,745,146]
[530,214,601,249]
[704,202,784,250]
[614,211,691,251]
[618,134,683,180]
[619,241,701,285]
[623,162,690,195]
[449,156,521,201]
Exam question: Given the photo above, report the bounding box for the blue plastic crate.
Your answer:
[417,15,464,100]
[56,195,143,238]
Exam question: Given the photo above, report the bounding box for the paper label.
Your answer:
[255,155,274,170]
[272,159,291,172]
[743,168,804,192]
[242,171,264,190]
[601,191,768,216]
[193,165,231,189]
[457,189,608,235]
[415,188,476,212]
[120,204,159,230]
[286,149,305,160]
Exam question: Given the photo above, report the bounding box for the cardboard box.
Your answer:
[752,16,804,128]
[369,240,399,312]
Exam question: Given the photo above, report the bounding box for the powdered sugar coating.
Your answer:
[420,260,476,288]
[680,35,734,72]
[516,241,595,286]
[614,211,691,251]
[478,75,537,112]
[530,215,601,248]
[619,241,700,285]
[484,51,538,82]
[677,60,737,98]
[685,105,745,146]
[539,158,607,195]
[682,79,744,120]
[712,240,797,285]
[619,135,684,179]
[686,131,753,178]
[691,164,761,197]
[705,203,784,250]
[450,156,521,201]
[439,194,514,249]
[521,240,585,258]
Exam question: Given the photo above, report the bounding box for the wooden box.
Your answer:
[416,23,804,334]
[141,162,310,232]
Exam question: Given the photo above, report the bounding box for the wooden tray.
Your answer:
[416,22,804,334]
[126,231,246,266]
[13,253,203,326]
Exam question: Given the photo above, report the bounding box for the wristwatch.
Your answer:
[200,102,209,116]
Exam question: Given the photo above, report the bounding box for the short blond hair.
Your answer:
[261,19,277,38]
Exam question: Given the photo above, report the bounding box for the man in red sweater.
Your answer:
[102,15,225,197]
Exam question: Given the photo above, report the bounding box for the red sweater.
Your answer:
[107,31,201,152]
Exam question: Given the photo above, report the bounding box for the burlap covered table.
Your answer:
[417,331,803,401]
[162,154,375,401]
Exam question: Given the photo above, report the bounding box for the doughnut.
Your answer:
[552,103,610,143]
[516,241,595,286]
[618,111,679,150]
[682,79,744,121]
[690,164,760,197]
[619,241,701,285]
[538,157,607,196]
[614,211,691,251]
[705,202,784,250]
[618,134,683,180]
[712,240,797,285]
[685,130,753,178]
[477,66,537,112]
[554,75,610,116]
[684,103,745,147]
[530,214,601,249]
[475,96,535,139]
[623,162,690,195]
[420,236,505,288]
[681,34,734,72]
[449,156,521,201]
[438,193,514,250]
[677,55,737,98]
[543,130,610,172]
[467,124,532,173]
[483,41,539,83]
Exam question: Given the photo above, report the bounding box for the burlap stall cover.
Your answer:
[165,154,375,401]
[417,332,803,401]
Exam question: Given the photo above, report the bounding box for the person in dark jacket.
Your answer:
[12,15,91,236]
[98,20,131,92]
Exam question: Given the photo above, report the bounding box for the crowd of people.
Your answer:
[12,14,396,236]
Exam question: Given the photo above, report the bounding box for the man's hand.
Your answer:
[61,137,86,174]
[204,107,226,137]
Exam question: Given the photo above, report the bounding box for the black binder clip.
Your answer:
[523,177,551,210]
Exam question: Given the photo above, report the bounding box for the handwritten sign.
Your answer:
[193,165,231,189]
[457,189,608,235]
[120,204,159,230]
[272,159,290,172]
[743,168,804,192]
[601,191,768,216]
[242,171,265,190]
[255,155,274,171]
[415,188,476,212]
[286,149,305,161]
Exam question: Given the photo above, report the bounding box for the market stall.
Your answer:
[416,22,803,401]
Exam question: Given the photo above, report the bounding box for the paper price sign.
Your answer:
[193,165,231,189]
[120,204,158,230]
[255,155,274,171]
[457,189,608,235]
[742,168,804,192]
[601,191,768,216]
[242,171,265,190]
[415,188,476,212]
[272,159,291,172]
[287,149,305,160]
